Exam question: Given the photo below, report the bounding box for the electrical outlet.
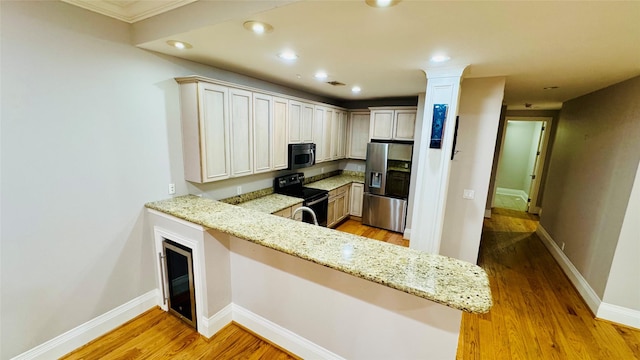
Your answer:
[236,186,242,195]
[168,183,176,195]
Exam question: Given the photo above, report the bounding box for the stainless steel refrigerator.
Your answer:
[363,142,413,233]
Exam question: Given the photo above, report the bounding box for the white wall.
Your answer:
[496,121,539,194]
[0,2,335,358]
[229,236,462,359]
[440,77,505,263]
[602,162,640,312]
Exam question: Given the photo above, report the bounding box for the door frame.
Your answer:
[491,116,553,214]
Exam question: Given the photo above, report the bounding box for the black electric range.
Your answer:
[274,173,329,227]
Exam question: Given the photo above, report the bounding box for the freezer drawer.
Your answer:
[362,193,407,233]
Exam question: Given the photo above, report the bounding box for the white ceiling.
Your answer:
[66,0,640,110]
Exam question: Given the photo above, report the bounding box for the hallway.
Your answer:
[456,208,640,359]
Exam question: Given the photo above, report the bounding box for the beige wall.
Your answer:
[0,2,332,358]
[540,76,640,298]
[440,77,505,263]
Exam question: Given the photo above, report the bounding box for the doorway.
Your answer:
[492,116,552,213]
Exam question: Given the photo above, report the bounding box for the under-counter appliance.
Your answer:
[160,240,196,328]
[274,173,329,227]
[288,143,316,170]
[363,142,413,233]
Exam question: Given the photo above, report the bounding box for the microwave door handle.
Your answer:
[310,149,315,165]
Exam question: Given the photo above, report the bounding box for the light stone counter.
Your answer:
[145,195,492,314]
[306,174,364,191]
[236,193,302,214]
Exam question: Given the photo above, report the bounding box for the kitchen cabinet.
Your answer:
[369,107,417,141]
[350,183,364,217]
[229,88,253,177]
[253,93,272,173]
[313,106,326,162]
[179,81,231,183]
[323,107,333,162]
[273,97,289,170]
[328,184,351,228]
[336,110,348,159]
[288,100,314,144]
[347,111,370,159]
[272,202,304,220]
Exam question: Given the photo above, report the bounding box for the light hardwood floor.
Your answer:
[61,311,299,360]
[455,207,640,359]
[63,213,640,359]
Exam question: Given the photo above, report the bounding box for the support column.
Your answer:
[410,66,467,253]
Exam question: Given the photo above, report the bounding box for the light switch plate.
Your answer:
[463,189,475,200]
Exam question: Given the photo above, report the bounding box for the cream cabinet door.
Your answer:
[253,93,272,173]
[323,108,334,162]
[348,112,370,160]
[301,102,315,143]
[273,97,288,170]
[229,88,253,177]
[350,183,364,217]
[330,109,339,160]
[370,110,394,140]
[288,100,302,144]
[394,110,416,140]
[194,82,230,183]
[336,111,347,159]
[314,106,325,162]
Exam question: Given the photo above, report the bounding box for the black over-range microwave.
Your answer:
[288,143,316,170]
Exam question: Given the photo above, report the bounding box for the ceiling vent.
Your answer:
[326,81,346,86]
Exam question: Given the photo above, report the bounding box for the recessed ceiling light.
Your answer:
[430,54,451,63]
[315,71,328,80]
[166,40,192,49]
[243,21,274,34]
[278,50,298,61]
[352,86,362,93]
[365,0,400,8]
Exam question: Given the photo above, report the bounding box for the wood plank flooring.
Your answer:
[455,207,640,359]
[61,311,299,360]
[62,212,640,359]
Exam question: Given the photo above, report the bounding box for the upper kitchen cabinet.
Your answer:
[347,111,370,159]
[229,88,253,177]
[272,97,289,170]
[253,93,288,173]
[336,110,348,159]
[313,105,326,162]
[178,80,231,183]
[369,107,417,141]
[288,100,314,144]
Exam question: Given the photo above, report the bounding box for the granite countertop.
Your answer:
[237,193,303,214]
[305,174,365,192]
[145,195,492,314]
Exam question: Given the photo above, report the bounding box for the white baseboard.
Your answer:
[12,289,159,360]
[484,209,491,218]
[597,303,640,329]
[496,187,528,202]
[200,304,233,338]
[536,225,601,314]
[403,228,411,240]
[232,304,345,360]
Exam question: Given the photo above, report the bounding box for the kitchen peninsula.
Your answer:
[145,192,492,359]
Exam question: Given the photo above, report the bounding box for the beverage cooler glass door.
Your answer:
[162,240,197,328]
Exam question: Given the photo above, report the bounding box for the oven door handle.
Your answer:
[306,194,329,206]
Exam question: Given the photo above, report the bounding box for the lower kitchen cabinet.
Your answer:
[350,183,364,217]
[327,184,351,228]
[272,202,303,220]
